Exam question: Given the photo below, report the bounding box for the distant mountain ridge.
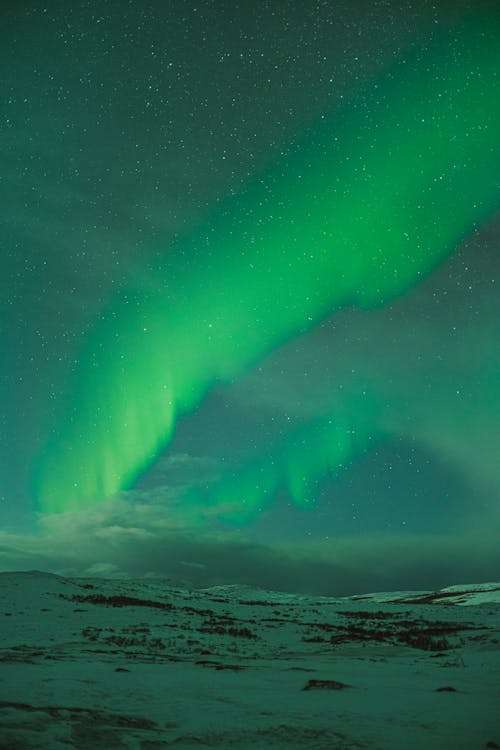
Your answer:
[1,569,499,606]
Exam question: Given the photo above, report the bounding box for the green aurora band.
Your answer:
[195,415,370,526]
[36,23,499,514]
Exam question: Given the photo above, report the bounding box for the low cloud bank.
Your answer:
[0,499,498,596]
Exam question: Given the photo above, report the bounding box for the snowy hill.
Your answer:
[0,572,499,749]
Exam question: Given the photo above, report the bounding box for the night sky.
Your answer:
[1,0,499,594]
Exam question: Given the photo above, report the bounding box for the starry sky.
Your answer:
[1,0,499,594]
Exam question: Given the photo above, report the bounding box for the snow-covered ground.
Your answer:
[0,571,499,749]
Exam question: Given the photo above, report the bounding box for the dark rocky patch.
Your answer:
[285,667,316,672]
[303,679,351,691]
[195,660,245,671]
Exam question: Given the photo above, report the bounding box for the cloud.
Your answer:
[83,562,125,578]
[136,453,223,492]
[0,498,498,596]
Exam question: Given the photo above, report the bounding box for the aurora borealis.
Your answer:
[1,0,499,593]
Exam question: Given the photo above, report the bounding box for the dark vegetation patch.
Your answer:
[394,587,500,605]
[203,615,238,626]
[299,615,479,651]
[178,604,216,617]
[198,625,257,639]
[81,626,166,651]
[105,634,166,650]
[337,610,410,620]
[302,621,339,632]
[0,645,47,663]
[348,595,371,601]
[302,635,327,643]
[59,593,174,611]
[82,626,102,641]
[172,724,353,748]
[329,620,462,651]
[0,701,158,730]
[396,630,451,651]
[468,633,497,643]
[123,624,151,634]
